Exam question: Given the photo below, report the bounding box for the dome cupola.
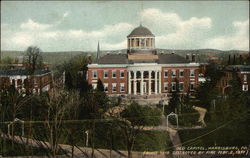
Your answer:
[127,24,155,51]
[128,25,154,37]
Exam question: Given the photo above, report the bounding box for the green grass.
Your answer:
[179,118,250,147]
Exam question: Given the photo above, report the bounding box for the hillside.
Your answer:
[1,49,249,66]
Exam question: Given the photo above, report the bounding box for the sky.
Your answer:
[1,1,249,52]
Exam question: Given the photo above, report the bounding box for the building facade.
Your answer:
[217,65,250,94]
[0,69,52,94]
[87,25,200,97]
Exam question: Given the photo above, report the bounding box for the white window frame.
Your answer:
[104,70,108,79]
[179,70,184,78]
[190,69,195,77]
[92,83,97,89]
[112,83,117,92]
[172,82,176,91]
[34,78,37,84]
[164,70,168,78]
[242,84,248,91]
[164,82,168,92]
[190,82,195,91]
[244,75,247,81]
[179,82,184,91]
[92,71,97,79]
[172,70,176,78]
[104,83,108,92]
[120,83,125,92]
[112,71,116,78]
[120,70,125,78]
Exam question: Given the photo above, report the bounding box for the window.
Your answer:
[104,70,108,78]
[164,71,168,78]
[190,69,195,77]
[92,83,97,89]
[172,70,176,77]
[179,82,184,91]
[243,85,248,91]
[34,78,37,84]
[92,71,97,79]
[244,75,247,81]
[104,83,108,92]
[120,70,125,78]
[120,83,125,92]
[112,83,117,92]
[172,82,176,91]
[164,82,168,91]
[190,82,195,91]
[179,70,184,77]
[112,71,116,78]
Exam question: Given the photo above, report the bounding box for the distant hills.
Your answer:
[1,49,249,66]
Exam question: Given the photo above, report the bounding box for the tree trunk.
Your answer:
[91,121,95,158]
[71,145,74,158]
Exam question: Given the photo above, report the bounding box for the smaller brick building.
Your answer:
[0,69,52,94]
[217,65,250,94]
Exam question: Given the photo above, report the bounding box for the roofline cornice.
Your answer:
[88,63,200,68]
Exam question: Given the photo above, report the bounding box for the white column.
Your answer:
[140,71,144,95]
[128,71,131,94]
[133,71,137,95]
[153,39,155,48]
[129,38,132,49]
[15,79,18,88]
[149,71,152,95]
[139,38,141,49]
[159,71,162,94]
[134,38,136,49]
[155,71,158,94]
[144,38,147,48]
[21,79,25,89]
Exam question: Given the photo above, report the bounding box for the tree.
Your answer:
[167,79,180,114]
[57,54,89,90]
[0,56,15,70]
[195,63,224,109]
[96,79,104,92]
[45,89,80,156]
[232,54,236,65]
[118,102,162,158]
[227,55,231,65]
[65,71,73,90]
[25,46,43,73]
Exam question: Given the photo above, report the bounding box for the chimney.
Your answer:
[186,54,190,61]
[191,54,196,62]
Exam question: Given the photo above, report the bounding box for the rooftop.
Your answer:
[225,65,250,72]
[95,53,189,65]
[0,69,51,77]
[128,25,154,37]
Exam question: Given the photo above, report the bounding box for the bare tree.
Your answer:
[25,46,43,73]
[45,89,80,156]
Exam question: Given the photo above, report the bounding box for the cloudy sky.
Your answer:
[1,1,249,52]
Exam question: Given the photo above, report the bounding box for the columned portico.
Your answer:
[127,64,161,96]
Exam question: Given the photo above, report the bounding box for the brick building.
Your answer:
[87,25,201,97]
[217,65,250,94]
[0,69,52,94]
